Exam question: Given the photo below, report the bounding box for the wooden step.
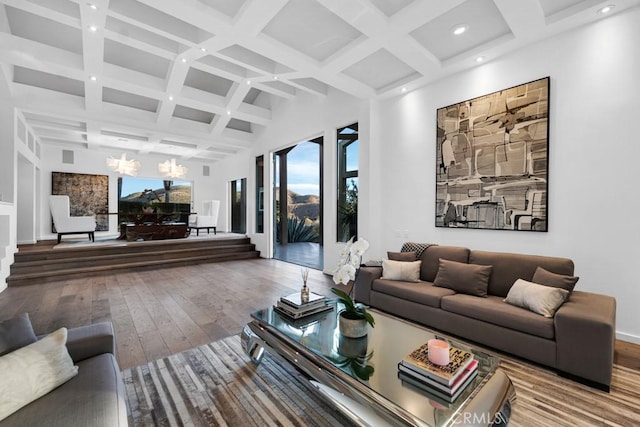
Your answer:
[8,236,260,287]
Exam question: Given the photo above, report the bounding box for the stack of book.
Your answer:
[398,342,478,403]
[274,291,331,320]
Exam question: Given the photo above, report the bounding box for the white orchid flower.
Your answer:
[332,263,357,285]
[350,238,370,256]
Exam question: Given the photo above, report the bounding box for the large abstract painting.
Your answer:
[436,77,549,232]
[52,172,109,231]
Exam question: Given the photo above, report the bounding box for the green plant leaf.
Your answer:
[331,288,355,311]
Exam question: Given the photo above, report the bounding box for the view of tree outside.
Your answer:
[274,141,321,243]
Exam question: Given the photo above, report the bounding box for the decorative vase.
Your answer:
[338,312,368,338]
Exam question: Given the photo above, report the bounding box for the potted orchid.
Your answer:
[332,237,375,337]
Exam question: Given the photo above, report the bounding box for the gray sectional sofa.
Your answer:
[354,244,616,391]
[0,322,128,426]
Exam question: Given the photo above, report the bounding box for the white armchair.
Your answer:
[189,200,220,236]
[49,195,97,243]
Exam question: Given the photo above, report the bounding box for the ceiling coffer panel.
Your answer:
[262,0,362,62]
[172,105,215,124]
[5,5,83,54]
[184,68,234,97]
[102,87,160,113]
[103,39,171,79]
[13,66,85,97]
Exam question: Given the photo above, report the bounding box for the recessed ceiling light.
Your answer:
[200,47,207,53]
[226,110,231,115]
[475,56,485,63]
[89,75,97,81]
[168,95,174,101]
[181,58,187,63]
[87,3,97,10]
[452,24,469,36]
[273,76,278,80]
[401,87,407,92]
[246,80,251,85]
[88,25,98,32]
[597,5,615,14]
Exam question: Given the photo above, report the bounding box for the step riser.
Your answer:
[14,238,251,262]
[7,252,260,287]
[9,237,259,287]
[10,244,256,274]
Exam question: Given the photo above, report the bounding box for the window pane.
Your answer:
[337,122,358,242]
[345,140,358,172]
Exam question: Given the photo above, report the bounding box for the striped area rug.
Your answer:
[123,335,640,426]
[122,336,356,426]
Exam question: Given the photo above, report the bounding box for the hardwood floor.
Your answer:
[1,257,639,372]
[0,259,337,369]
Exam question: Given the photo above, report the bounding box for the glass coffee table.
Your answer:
[242,300,515,426]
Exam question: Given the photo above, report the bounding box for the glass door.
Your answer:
[231,178,246,233]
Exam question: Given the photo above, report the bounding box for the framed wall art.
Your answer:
[435,77,549,232]
[52,172,109,231]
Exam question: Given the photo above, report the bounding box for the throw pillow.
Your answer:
[0,313,37,357]
[382,260,422,282]
[532,267,579,292]
[505,278,570,317]
[0,328,78,421]
[433,259,492,297]
[387,251,417,262]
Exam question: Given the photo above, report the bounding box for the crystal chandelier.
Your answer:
[106,153,140,176]
[158,158,188,179]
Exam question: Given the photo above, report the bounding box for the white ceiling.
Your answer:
[1,0,637,163]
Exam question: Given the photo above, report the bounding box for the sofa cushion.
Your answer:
[0,314,37,357]
[469,250,575,297]
[388,251,417,261]
[532,267,579,292]
[0,328,78,422]
[372,279,456,308]
[0,353,127,427]
[505,279,570,317]
[382,260,421,282]
[441,294,555,339]
[433,259,492,297]
[420,245,470,282]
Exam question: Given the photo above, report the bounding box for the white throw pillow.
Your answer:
[381,260,422,282]
[0,328,78,421]
[505,279,570,318]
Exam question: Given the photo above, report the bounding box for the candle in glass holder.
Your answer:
[427,339,450,366]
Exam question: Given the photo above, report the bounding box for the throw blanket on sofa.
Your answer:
[400,242,435,258]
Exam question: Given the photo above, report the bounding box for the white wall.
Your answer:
[39,146,219,240]
[375,9,640,342]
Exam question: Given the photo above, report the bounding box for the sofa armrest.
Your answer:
[66,322,116,363]
[554,291,616,389]
[353,266,383,305]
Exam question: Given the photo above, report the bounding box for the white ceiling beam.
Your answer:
[81,2,108,149]
[493,0,546,39]
[0,33,84,80]
[12,84,253,151]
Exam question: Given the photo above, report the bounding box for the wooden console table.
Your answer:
[125,223,189,241]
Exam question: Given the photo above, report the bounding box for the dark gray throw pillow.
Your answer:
[388,251,417,261]
[433,259,492,297]
[0,313,38,356]
[532,267,579,292]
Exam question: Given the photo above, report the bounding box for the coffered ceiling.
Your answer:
[0,0,637,163]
